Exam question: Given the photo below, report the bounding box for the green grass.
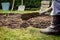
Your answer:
[0,10,39,14]
[0,27,60,40]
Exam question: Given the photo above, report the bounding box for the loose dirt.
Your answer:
[0,13,51,28]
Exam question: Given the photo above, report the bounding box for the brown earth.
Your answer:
[0,13,51,28]
[27,15,51,28]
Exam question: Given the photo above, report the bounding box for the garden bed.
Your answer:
[0,13,51,28]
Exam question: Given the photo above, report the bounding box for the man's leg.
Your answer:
[40,15,60,34]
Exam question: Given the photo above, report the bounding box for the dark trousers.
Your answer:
[51,15,60,30]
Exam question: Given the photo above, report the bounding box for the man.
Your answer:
[40,0,60,34]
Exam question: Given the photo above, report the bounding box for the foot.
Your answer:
[40,27,60,35]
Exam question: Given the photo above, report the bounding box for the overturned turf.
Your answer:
[0,13,51,28]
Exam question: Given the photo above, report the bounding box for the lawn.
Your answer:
[0,10,39,14]
[0,27,60,40]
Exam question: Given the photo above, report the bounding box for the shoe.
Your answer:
[40,26,60,35]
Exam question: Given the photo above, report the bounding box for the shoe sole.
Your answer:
[40,31,60,35]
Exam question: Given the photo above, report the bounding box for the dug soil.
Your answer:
[0,13,51,28]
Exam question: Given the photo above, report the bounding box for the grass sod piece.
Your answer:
[0,27,60,40]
